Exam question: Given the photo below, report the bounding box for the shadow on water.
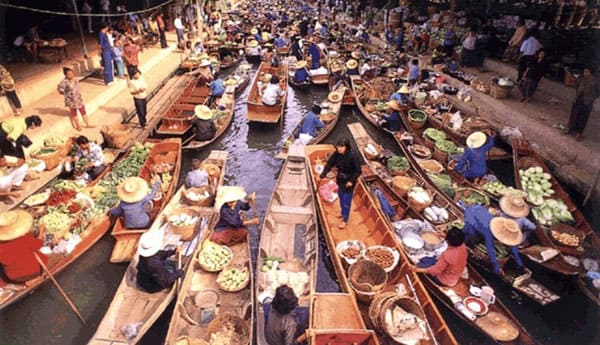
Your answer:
[1,64,599,345]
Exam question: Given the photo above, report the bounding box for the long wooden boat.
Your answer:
[247,62,288,123]
[256,145,318,345]
[88,190,215,345]
[287,62,311,92]
[361,173,541,345]
[164,188,254,345]
[306,144,458,345]
[155,79,209,137]
[392,121,562,305]
[329,76,354,106]
[350,75,390,128]
[307,44,330,85]
[512,140,600,306]
[278,86,346,160]
[110,138,182,263]
[0,148,122,310]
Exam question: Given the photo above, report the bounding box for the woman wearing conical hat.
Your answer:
[450,131,495,182]
[109,177,162,229]
[211,187,258,246]
[190,105,216,142]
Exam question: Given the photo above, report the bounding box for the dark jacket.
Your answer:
[192,118,216,141]
[264,303,309,345]
[136,249,180,293]
[319,150,362,192]
[215,200,251,231]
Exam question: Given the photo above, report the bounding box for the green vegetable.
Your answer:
[483,180,507,196]
[434,139,458,153]
[387,155,410,172]
[39,211,72,233]
[35,147,57,155]
[532,199,574,227]
[423,128,447,142]
[458,188,489,206]
[427,173,456,198]
[519,166,555,205]
[408,109,427,122]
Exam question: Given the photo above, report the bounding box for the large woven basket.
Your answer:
[31,149,61,171]
[207,313,250,345]
[167,209,199,241]
[101,124,131,149]
[183,186,215,207]
[348,259,387,304]
[392,176,417,197]
[490,82,513,99]
[407,189,433,213]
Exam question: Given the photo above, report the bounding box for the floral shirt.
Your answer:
[57,78,84,109]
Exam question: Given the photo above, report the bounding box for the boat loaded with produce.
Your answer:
[512,140,600,307]
[351,75,405,129]
[164,186,254,345]
[256,144,318,345]
[109,138,182,263]
[246,61,289,123]
[0,141,150,310]
[306,144,458,345]
[393,119,561,305]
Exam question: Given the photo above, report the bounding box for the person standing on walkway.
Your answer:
[319,138,362,229]
[174,14,185,48]
[156,13,168,49]
[502,18,526,63]
[99,25,115,86]
[57,67,93,131]
[568,68,598,141]
[517,30,541,82]
[100,0,111,25]
[113,39,126,78]
[519,48,549,103]
[123,38,140,76]
[0,65,23,115]
[82,1,93,33]
[128,70,148,127]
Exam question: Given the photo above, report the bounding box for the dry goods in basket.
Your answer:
[342,246,361,260]
[366,247,394,269]
[550,230,581,247]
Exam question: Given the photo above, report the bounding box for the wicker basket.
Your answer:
[31,149,62,170]
[392,176,417,197]
[380,297,427,342]
[432,145,450,163]
[408,109,427,130]
[167,209,199,241]
[101,124,131,149]
[207,313,250,345]
[490,81,513,99]
[407,189,433,213]
[454,187,490,206]
[174,336,209,345]
[423,136,436,149]
[389,167,409,176]
[216,265,250,292]
[348,259,387,304]
[183,186,215,207]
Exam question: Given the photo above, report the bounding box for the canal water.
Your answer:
[0,66,598,345]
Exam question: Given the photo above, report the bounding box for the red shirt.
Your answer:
[426,244,467,287]
[0,234,47,282]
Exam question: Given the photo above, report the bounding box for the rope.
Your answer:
[0,0,174,17]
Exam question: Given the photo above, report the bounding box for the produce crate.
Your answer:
[490,82,513,99]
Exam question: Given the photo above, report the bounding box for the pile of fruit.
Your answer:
[217,266,249,291]
[519,166,555,205]
[260,256,285,272]
[531,199,575,226]
[198,244,233,272]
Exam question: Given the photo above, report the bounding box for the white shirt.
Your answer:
[262,84,284,106]
[129,77,148,99]
[520,37,541,56]
[359,63,371,76]
[174,18,184,30]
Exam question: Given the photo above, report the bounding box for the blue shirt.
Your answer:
[274,37,287,48]
[99,32,112,51]
[308,43,320,69]
[455,137,495,179]
[294,68,309,83]
[409,65,419,81]
[347,68,358,76]
[385,29,394,44]
[319,26,327,37]
[395,32,404,47]
[299,111,325,137]
[210,79,225,96]
[215,201,251,231]
[382,111,402,131]
[185,169,209,188]
[463,205,523,274]
[390,92,411,105]
[110,181,161,229]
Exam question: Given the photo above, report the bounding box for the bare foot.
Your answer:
[575,133,582,141]
[338,222,347,229]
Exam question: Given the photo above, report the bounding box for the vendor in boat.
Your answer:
[207,78,225,107]
[0,155,29,197]
[273,33,288,49]
[188,59,214,85]
[494,195,536,244]
[0,115,42,159]
[71,135,106,180]
[345,59,358,76]
[450,131,494,182]
[461,202,525,276]
[246,39,261,57]
[307,38,321,69]
[319,138,362,229]
[389,84,411,105]
[293,60,310,84]
[291,36,303,61]
[296,104,324,145]
[379,100,403,132]
[136,229,182,293]
[210,188,259,246]
[0,210,49,283]
[190,105,216,142]
[329,63,345,87]
[110,177,162,229]
[262,75,284,106]
[414,228,467,287]
[263,45,274,63]
[185,158,218,188]
[264,284,309,345]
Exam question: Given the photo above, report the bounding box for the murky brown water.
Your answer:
[1,65,598,345]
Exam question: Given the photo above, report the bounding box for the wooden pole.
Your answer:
[196,0,203,34]
[33,253,87,325]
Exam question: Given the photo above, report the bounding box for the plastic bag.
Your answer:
[449,111,463,131]
[120,322,142,340]
[318,180,338,203]
[500,126,523,142]
[457,86,471,101]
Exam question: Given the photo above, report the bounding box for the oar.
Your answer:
[33,252,87,325]
[406,273,439,345]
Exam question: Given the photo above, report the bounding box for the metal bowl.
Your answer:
[401,232,424,255]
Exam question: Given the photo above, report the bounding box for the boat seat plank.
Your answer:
[270,205,313,216]
[109,238,141,263]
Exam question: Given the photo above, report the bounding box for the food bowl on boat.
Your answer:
[364,245,400,273]
[336,240,366,266]
[464,296,489,316]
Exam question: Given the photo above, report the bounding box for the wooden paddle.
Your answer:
[33,252,86,325]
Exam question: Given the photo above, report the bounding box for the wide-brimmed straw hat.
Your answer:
[466,131,487,149]
[262,73,272,82]
[195,105,212,120]
[250,28,258,35]
[295,60,307,69]
[346,59,358,70]
[199,59,211,67]
[224,78,238,86]
[351,51,361,60]
[202,163,221,176]
[198,52,209,60]
[247,40,259,48]
[387,100,402,111]
[499,196,530,218]
[138,229,163,257]
[215,186,246,210]
[474,312,519,342]
[328,92,342,103]
[117,177,150,203]
[398,84,410,94]
[490,217,523,246]
[0,210,33,241]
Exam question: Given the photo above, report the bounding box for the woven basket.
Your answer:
[389,167,409,176]
[55,138,73,157]
[380,297,426,342]
[167,209,199,241]
[348,260,387,304]
[392,176,417,197]
[207,313,250,345]
[32,149,61,170]
[407,189,433,213]
[432,145,450,163]
[101,124,131,149]
[423,136,436,149]
[216,265,250,292]
[408,109,428,130]
[183,186,215,207]
[454,187,490,206]
[490,82,513,99]
[175,336,209,345]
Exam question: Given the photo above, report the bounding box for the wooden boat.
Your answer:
[361,173,541,345]
[350,75,390,128]
[256,145,318,345]
[164,189,253,345]
[278,86,346,159]
[288,62,311,92]
[88,190,215,345]
[0,149,122,310]
[512,140,600,306]
[217,52,242,69]
[329,76,354,106]
[306,144,458,345]
[307,44,330,85]
[247,62,288,123]
[391,121,561,305]
[109,138,182,263]
[155,78,210,137]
